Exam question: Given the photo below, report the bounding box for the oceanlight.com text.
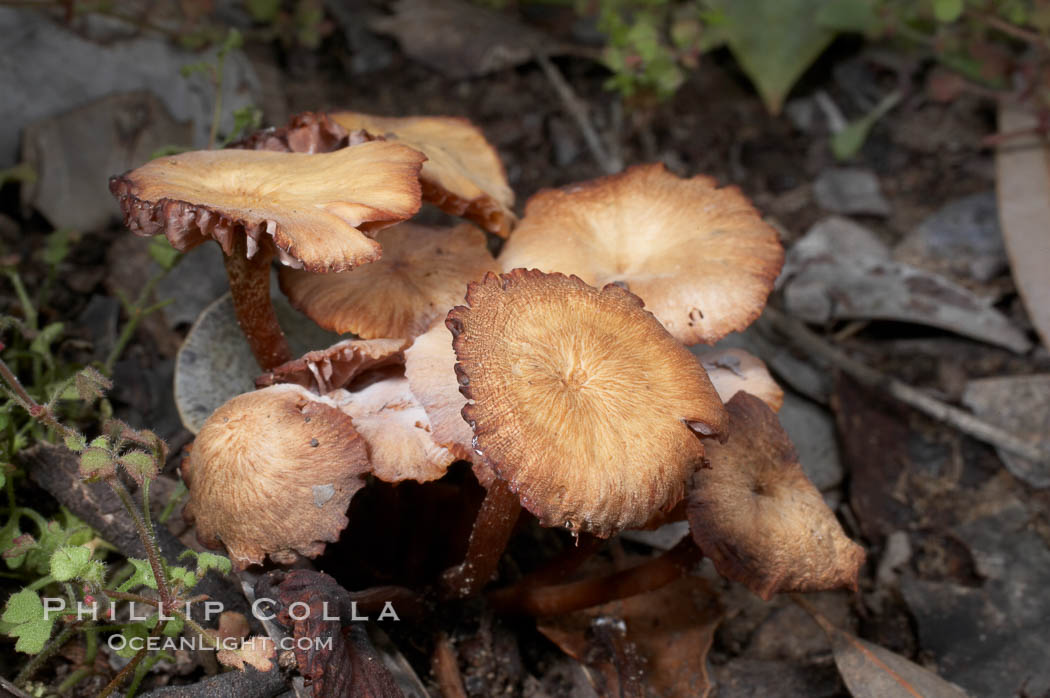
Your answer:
[108,634,334,653]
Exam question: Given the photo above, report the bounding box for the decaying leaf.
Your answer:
[538,576,723,698]
[996,103,1050,350]
[216,636,276,672]
[799,598,971,698]
[782,255,1031,354]
[255,570,403,698]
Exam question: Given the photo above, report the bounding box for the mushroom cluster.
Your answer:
[111,110,863,611]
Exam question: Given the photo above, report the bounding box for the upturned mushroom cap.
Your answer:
[181,384,371,568]
[448,269,729,537]
[687,392,865,600]
[328,111,515,236]
[697,347,784,411]
[256,338,408,393]
[403,321,476,462]
[497,164,784,345]
[279,222,495,339]
[109,141,426,272]
[329,377,457,483]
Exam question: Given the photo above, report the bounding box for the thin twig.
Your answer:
[534,53,622,175]
[761,307,1050,465]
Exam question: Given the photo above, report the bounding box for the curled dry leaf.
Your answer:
[330,377,457,484]
[498,163,784,345]
[330,111,515,235]
[538,576,723,698]
[448,269,728,537]
[109,141,425,272]
[216,636,276,673]
[799,598,971,698]
[698,347,784,411]
[996,103,1050,350]
[688,392,865,600]
[279,222,496,340]
[255,570,403,698]
[182,384,371,568]
[256,337,408,393]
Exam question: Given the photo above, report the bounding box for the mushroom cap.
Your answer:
[687,392,865,600]
[697,347,784,411]
[329,377,457,484]
[328,111,515,236]
[181,384,371,569]
[448,269,729,537]
[403,321,476,462]
[231,111,355,153]
[497,164,784,345]
[278,222,495,340]
[255,338,408,393]
[109,141,426,272]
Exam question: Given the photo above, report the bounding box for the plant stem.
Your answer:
[104,270,169,374]
[14,622,79,686]
[157,480,187,524]
[107,478,172,608]
[4,270,37,332]
[98,619,167,698]
[103,590,160,606]
[56,666,94,695]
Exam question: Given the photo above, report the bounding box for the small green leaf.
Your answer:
[831,90,902,160]
[115,622,149,658]
[39,228,76,267]
[816,0,880,33]
[2,530,33,569]
[50,545,91,581]
[75,367,112,403]
[195,551,232,578]
[165,565,197,590]
[150,145,191,160]
[2,589,56,654]
[117,558,157,592]
[0,163,37,186]
[79,447,115,479]
[933,0,964,22]
[80,559,106,586]
[119,451,157,484]
[64,433,87,453]
[89,436,108,448]
[0,470,5,488]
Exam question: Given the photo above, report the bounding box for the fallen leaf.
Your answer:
[995,103,1050,350]
[216,635,276,672]
[798,598,971,698]
[961,374,1050,488]
[538,576,723,697]
[707,0,838,113]
[782,255,1031,353]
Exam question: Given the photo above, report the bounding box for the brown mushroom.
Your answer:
[497,164,784,345]
[279,222,496,340]
[687,392,865,599]
[110,142,425,369]
[697,347,784,411]
[328,111,516,236]
[441,269,729,597]
[256,337,408,393]
[181,384,371,568]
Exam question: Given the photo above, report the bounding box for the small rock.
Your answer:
[813,168,890,216]
[875,530,912,589]
[547,116,580,167]
[20,92,192,232]
[912,192,1008,282]
[747,592,853,661]
[961,374,1050,488]
[777,392,843,491]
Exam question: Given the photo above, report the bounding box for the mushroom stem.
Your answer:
[485,533,603,609]
[489,537,702,617]
[440,479,522,599]
[222,235,292,370]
